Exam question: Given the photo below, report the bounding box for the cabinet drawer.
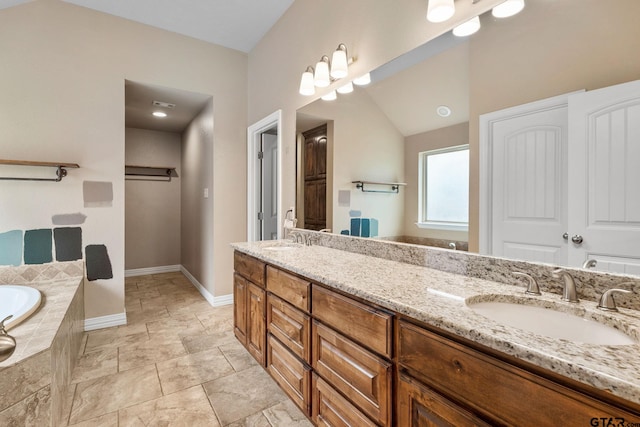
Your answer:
[397,372,491,427]
[397,320,640,426]
[267,293,311,363]
[234,251,265,287]
[312,374,376,427]
[266,266,311,312]
[312,285,393,357]
[312,321,392,426]
[267,335,311,415]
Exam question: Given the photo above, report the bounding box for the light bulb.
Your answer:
[353,73,371,86]
[314,56,331,87]
[299,67,315,96]
[321,91,337,101]
[427,0,455,23]
[453,16,481,37]
[330,44,349,79]
[337,82,354,94]
[492,0,525,18]
[152,111,167,118]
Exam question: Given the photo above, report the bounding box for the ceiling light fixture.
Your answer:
[427,0,455,23]
[492,0,525,18]
[152,111,167,118]
[436,105,452,117]
[353,73,371,86]
[299,66,316,96]
[453,15,481,37]
[314,56,331,87]
[330,44,349,79]
[321,91,337,101]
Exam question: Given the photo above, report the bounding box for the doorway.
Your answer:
[124,80,213,281]
[247,110,282,242]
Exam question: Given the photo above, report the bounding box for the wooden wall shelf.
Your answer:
[0,159,80,182]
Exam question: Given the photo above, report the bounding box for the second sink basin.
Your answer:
[467,298,636,346]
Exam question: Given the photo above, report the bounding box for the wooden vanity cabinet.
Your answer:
[397,319,640,427]
[233,252,266,366]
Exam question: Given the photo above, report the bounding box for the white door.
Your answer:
[261,133,278,240]
[568,80,640,274]
[484,94,571,264]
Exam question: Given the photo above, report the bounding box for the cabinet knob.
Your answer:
[571,235,584,244]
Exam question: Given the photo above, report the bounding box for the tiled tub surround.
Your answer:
[232,240,640,408]
[0,261,85,426]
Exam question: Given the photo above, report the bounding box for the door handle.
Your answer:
[571,235,584,244]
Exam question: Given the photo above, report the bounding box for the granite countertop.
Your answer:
[231,240,640,406]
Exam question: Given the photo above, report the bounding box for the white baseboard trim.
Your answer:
[84,312,127,331]
[125,265,181,277]
[180,266,233,307]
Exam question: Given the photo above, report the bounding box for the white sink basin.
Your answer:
[467,300,636,346]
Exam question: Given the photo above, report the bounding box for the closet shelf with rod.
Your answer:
[352,180,407,194]
[125,165,177,182]
[0,159,80,182]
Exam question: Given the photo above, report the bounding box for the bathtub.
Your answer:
[0,285,42,330]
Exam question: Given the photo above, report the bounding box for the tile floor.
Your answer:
[65,272,313,426]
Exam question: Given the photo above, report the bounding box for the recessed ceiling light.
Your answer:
[152,111,167,118]
[437,105,452,117]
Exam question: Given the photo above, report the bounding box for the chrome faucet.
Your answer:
[513,272,541,295]
[597,286,633,312]
[552,268,579,303]
[582,259,597,269]
[288,231,303,244]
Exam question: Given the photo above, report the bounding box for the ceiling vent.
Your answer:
[152,100,176,109]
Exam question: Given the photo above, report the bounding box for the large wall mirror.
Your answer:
[295,0,640,274]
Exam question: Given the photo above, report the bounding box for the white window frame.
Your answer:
[416,144,469,231]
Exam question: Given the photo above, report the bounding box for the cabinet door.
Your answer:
[397,372,490,427]
[233,273,247,345]
[247,282,266,366]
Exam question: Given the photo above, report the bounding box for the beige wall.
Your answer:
[181,100,215,291]
[298,90,405,237]
[467,0,640,251]
[0,0,246,318]
[403,122,469,241]
[125,128,181,270]
[249,0,505,231]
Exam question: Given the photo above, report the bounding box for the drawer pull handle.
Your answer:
[452,359,463,372]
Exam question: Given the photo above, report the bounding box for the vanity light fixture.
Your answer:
[330,44,349,79]
[337,81,354,94]
[299,66,316,96]
[492,0,525,18]
[427,0,455,23]
[314,56,331,87]
[321,90,337,101]
[453,15,481,37]
[353,72,371,86]
[152,111,167,118]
